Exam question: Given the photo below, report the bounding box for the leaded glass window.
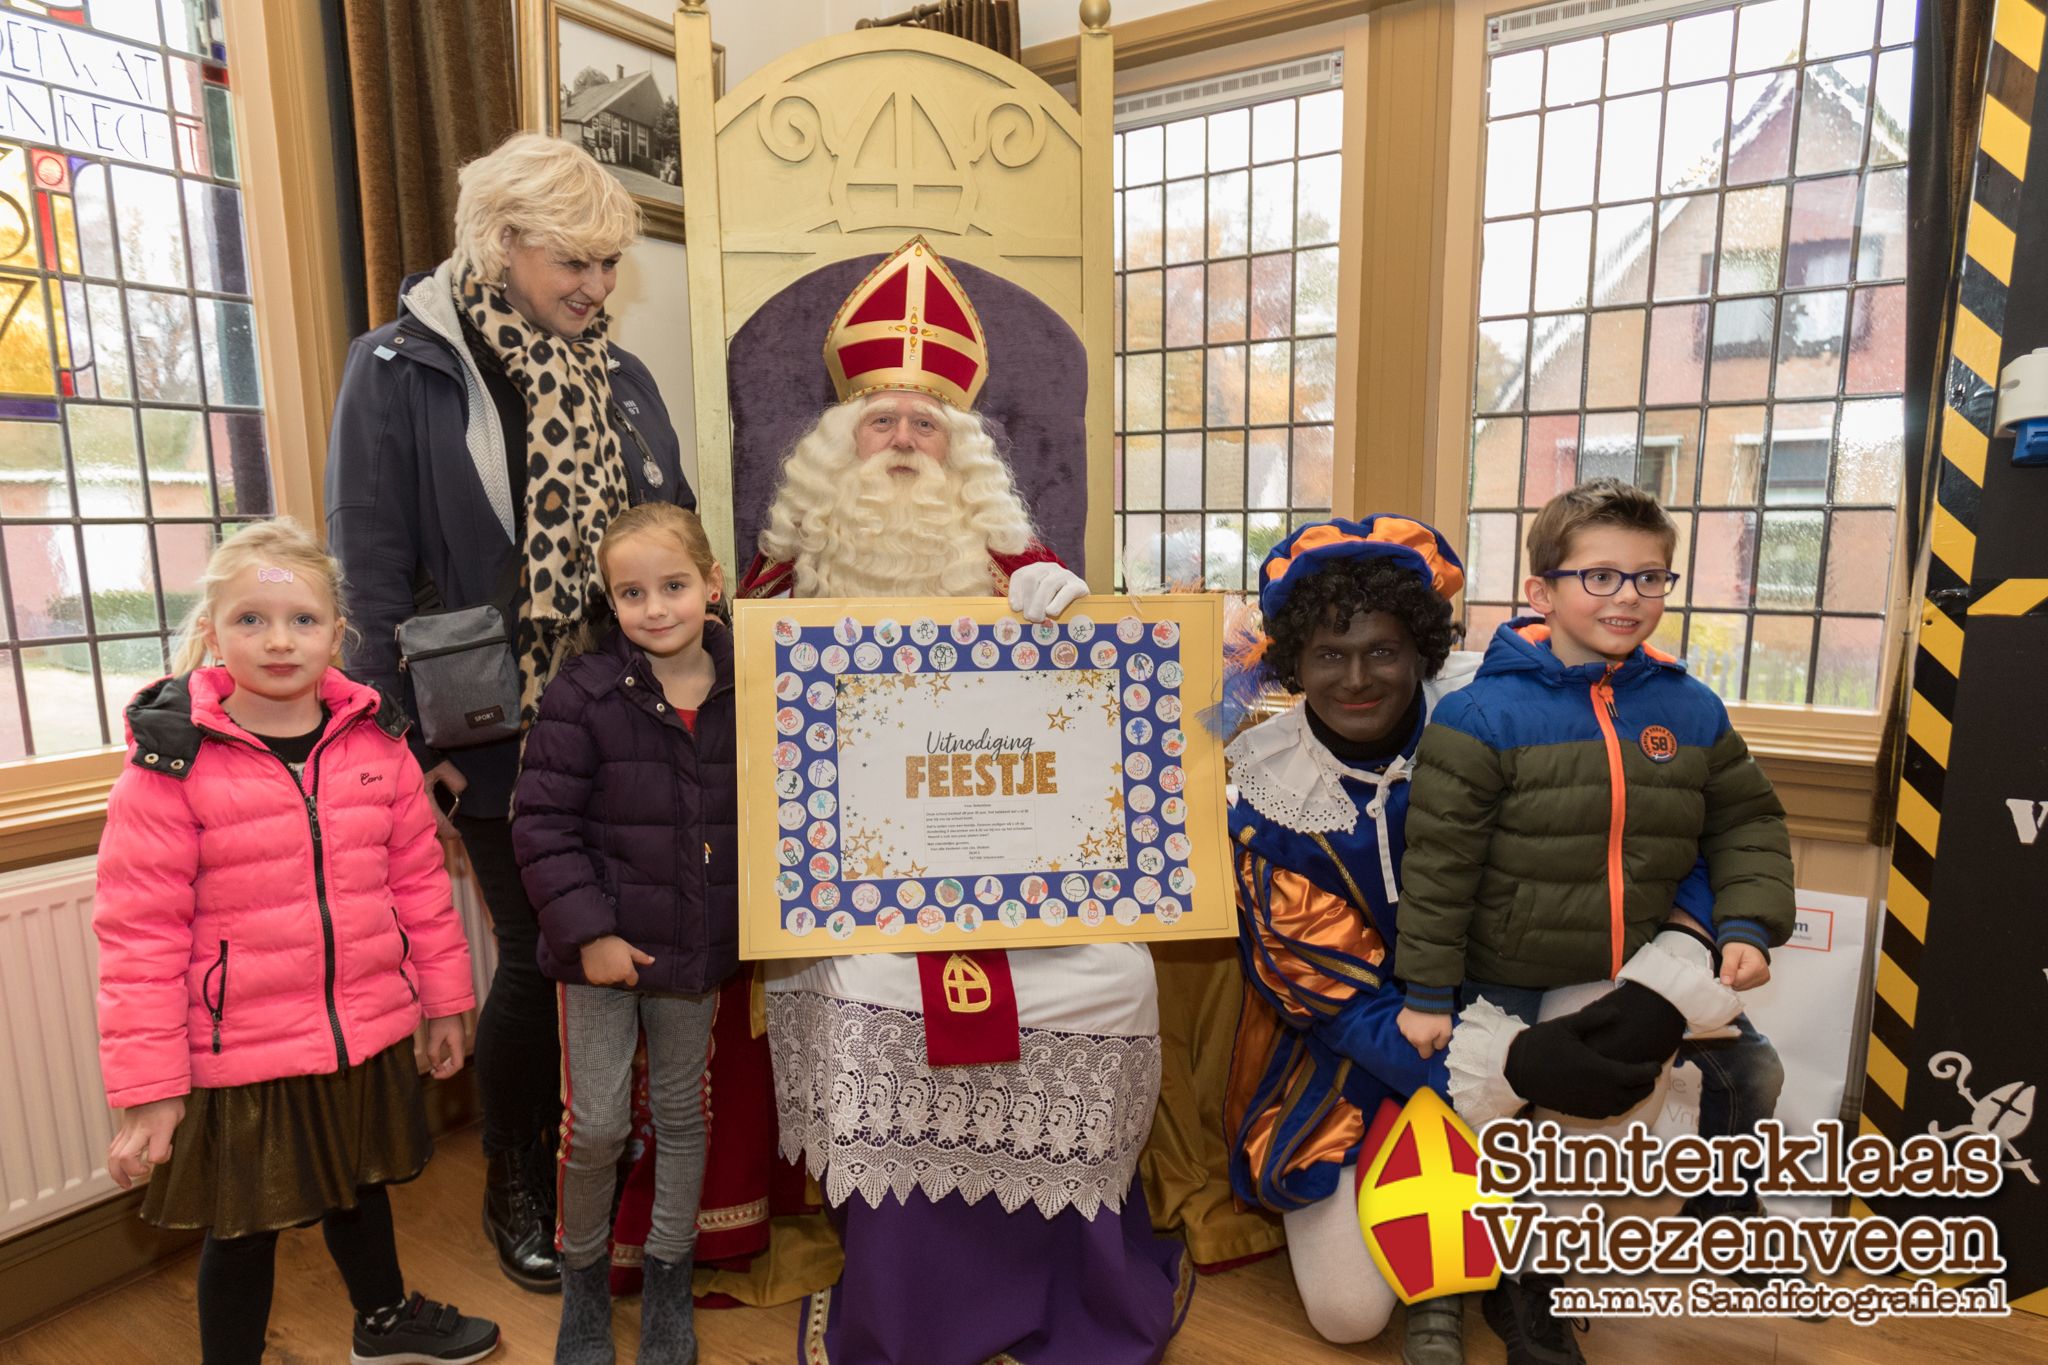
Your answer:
[1468,0,1910,707]
[0,0,269,759]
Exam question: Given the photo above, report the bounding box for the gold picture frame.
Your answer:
[516,0,725,243]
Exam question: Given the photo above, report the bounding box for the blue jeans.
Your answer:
[1678,1012,1785,1217]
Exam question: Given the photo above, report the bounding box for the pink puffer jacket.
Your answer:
[94,667,475,1109]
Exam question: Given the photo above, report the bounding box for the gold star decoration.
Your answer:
[1105,790,1124,814]
[862,853,888,878]
[904,861,927,878]
[1046,707,1072,732]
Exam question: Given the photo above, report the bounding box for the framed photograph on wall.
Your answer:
[516,0,725,243]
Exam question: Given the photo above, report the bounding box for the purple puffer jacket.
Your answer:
[512,621,738,995]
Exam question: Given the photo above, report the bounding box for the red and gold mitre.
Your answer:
[824,236,988,410]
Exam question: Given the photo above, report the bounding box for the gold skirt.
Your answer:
[140,1040,432,1239]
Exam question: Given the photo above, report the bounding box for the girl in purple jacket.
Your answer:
[512,503,739,1365]
[93,519,498,1365]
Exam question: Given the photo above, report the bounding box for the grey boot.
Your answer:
[637,1255,696,1365]
[1403,1292,1466,1365]
[555,1257,615,1365]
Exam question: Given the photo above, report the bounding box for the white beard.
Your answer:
[795,454,995,599]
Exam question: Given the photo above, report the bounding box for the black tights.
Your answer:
[456,813,562,1158]
[196,1185,406,1365]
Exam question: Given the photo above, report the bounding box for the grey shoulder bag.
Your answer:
[395,557,523,749]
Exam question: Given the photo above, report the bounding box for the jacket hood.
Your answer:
[1476,615,1687,689]
[125,667,406,779]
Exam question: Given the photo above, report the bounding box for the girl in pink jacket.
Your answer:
[93,518,499,1365]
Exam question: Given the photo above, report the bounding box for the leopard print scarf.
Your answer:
[456,267,630,723]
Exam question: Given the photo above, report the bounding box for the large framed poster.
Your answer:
[735,596,1233,958]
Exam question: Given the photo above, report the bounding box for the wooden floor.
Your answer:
[5,1123,2046,1364]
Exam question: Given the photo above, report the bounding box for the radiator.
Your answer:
[0,849,500,1241]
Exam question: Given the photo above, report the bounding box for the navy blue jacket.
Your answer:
[325,270,693,818]
[511,622,739,996]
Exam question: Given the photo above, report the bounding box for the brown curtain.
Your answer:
[859,0,1021,62]
[342,0,519,328]
[1870,0,1997,843]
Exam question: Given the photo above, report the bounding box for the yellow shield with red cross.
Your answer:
[1355,1089,1506,1303]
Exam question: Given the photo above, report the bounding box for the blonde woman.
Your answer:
[326,131,693,1292]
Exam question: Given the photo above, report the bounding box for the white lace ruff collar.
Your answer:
[1224,702,1395,835]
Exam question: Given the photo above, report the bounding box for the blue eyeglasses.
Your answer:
[1540,568,1682,598]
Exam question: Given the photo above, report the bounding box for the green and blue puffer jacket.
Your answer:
[1396,617,1793,1010]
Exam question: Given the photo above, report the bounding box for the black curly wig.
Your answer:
[1263,556,1458,690]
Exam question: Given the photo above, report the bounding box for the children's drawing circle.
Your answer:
[1067,615,1095,642]
[1130,815,1160,844]
[854,642,883,671]
[972,640,1000,668]
[1032,621,1058,645]
[911,617,940,645]
[1159,764,1185,793]
[1126,752,1153,781]
[775,871,802,900]
[808,759,838,787]
[1151,621,1179,648]
[806,722,835,751]
[975,875,1003,905]
[774,618,801,646]
[1126,717,1153,745]
[1021,875,1048,904]
[1061,873,1089,901]
[875,906,905,935]
[776,741,802,771]
[1090,641,1119,668]
[826,910,855,939]
[806,681,836,710]
[1041,898,1069,926]
[776,671,802,701]
[1128,784,1156,814]
[852,883,882,912]
[1051,641,1079,668]
[779,837,804,866]
[1164,832,1192,861]
[806,786,836,818]
[954,905,982,932]
[1156,694,1182,724]
[1092,871,1120,897]
[1116,616,1145,643]
[1161,795,1186,825]
[1136,848,1165,876]
[821,645,850,674]
[785,907,815,936]
[897,881,927,909]
[1010,642,1040,669]
[951,616,978,645]
[1123,683,1151,711]
[778,801,806,830]
[1125,653,1154,682]
[994,617,1023,646]
[930,642,958,670]
[834,616,862,646]
[894,645,922,674]
[917,906,946,933]
[934,877,965,908]
[808,851,839,881]
[1113,897,1141,925]
[1161,728,1186,758]
[999,899,1027,928]
[811,883,841,912]
[776,770,802,799]
[1079,898,1107,927]
[775,706,803,736]
[874,619,902,647]
[789,643,819,671]
[1169,866,1196,894]
[1155,897,1183,925]
[1158,660,1183,688]
[806,820,835,849]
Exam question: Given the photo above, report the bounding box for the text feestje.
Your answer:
[1478,1119,2003,1199]
[906,749,1058,798]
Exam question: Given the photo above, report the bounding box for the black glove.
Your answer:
[1503,1009,1665,1120]
[1557,981,1688,1067]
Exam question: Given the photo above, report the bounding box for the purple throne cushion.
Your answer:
[726,254,1088,578]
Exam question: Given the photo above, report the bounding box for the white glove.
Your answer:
[1007,561,1087,621]
[1615,928,1744,1035]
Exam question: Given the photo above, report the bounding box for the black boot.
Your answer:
[483,1146,561,1292]
[637,1256,696,1365]
[555,1258,615,1365]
